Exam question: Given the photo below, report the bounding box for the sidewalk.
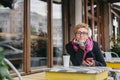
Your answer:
[14,72,46,80]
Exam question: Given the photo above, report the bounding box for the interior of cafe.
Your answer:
[0,0,120,80]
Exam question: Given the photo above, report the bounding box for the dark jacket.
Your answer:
[66,41,106,66]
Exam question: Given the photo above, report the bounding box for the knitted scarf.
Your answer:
[72,37,93,60]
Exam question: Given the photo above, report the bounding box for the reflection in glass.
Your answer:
[0,0,24,70]
[52,1,63,65]
[30,0,47,67]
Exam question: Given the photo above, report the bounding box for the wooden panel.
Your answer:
[91,0,94,36]
[47,0,53,67]
[24,0,31,72]
[84,0,88,23]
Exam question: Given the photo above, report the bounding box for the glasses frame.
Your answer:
[75,31,88,36]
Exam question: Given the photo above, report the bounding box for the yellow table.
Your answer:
[106,62,120,68]
[46,66,108,80]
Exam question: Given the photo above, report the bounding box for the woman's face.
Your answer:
[75,28,88,42]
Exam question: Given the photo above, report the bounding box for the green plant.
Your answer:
[110,34,120,57]
[111,44,120,57]
[0,46,13,80]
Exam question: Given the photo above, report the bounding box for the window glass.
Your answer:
[30,0,47,67]
[52,0,63,65]
[0,0,24,70]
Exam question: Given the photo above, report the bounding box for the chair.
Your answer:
[4,58,23,80]
[102,52,119,62]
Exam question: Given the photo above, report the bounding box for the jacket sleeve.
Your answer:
[93,42,106,66]
[65,42,84,66]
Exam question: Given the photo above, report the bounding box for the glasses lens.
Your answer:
[76,31,88,35]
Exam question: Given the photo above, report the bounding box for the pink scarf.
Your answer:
[85,37,93,53]
[72,37,93,60]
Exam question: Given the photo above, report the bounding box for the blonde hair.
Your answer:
[74,23,89,34]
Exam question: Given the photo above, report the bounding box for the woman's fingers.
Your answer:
[83,60,95,66]
[82,60,89,66]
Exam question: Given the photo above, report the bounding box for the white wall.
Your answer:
[75,0,82,25]
[70,0,83,40]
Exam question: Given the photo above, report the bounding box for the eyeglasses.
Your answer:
[75,31,88,35]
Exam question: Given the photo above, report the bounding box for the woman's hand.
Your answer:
[82,60,90,66]
[82,58,95,66]
[74,38,86,43]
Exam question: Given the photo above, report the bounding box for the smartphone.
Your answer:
[86,58,93,62]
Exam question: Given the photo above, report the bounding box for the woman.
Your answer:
[66,23,106,66]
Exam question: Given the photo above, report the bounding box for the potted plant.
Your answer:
[0,46,13,80]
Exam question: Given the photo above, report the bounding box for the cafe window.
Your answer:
[52,0,63,66]
[0,0,65,74]
[30,0,48,68]
[0,0,24,70]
